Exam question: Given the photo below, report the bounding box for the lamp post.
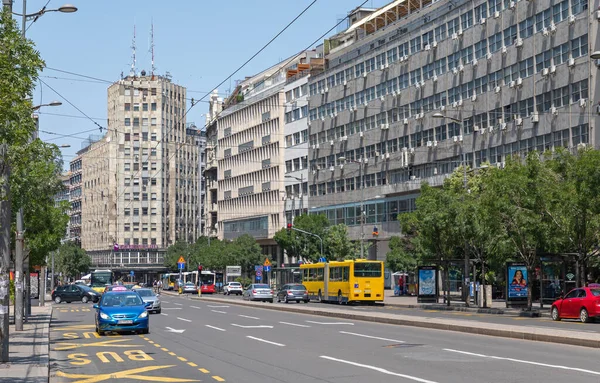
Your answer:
[433,112,470,307]
[285,174,304,215]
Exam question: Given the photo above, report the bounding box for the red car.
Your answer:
[551,287,600,323]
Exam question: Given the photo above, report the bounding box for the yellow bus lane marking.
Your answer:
[56,365,200,382]
[177,356,188,362]
[52,324,96,331]
[161,347,169,352]
[212,376,225,382]
[187,362,197,367]
[54,339,139,351]
[198,368,210,373]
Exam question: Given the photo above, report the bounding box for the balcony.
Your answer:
[209,203,217,212]
[207,179,217,190]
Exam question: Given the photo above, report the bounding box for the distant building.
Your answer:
[54,172,71,241]
[203,91,223,239]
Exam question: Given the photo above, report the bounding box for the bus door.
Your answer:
[323,263,330,301]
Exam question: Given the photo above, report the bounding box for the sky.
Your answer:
[16,0,390,170]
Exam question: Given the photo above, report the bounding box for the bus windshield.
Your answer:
[354,263,382,278]
[91,272,112,287]
[200,274,214,285]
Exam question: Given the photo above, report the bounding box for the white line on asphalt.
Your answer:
[231,324,273,329]
[279,322,311,328]
[205,325,226,332]
[211,310,227,314]
[443,349,600,376]
[306,320,354,325]
[162,308,182,310]
[160,313,169,316]
[247,336,285,347]
[339,331,405,343]
[320,356,437,382]
[161,300,170,303]
[190,306,202,309]
[177,317,192,322]
[238,315,260,320]
[173,303,183,306]
[207,305,230,308]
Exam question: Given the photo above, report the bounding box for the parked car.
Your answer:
[104,285,129,294]
[94,291,151,335]
[242,284,274,303]
[276,284,309,303]
[135,288,161,314]
[551,287,600,323]
[223,282,243,296]
[182,282,198,294]
[52,284,100,304]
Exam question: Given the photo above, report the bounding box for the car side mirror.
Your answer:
[93,304,99,309]
[145,302,152,308]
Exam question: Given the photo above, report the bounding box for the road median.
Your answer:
[162,291,600,349]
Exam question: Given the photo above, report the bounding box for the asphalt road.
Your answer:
[207,293,600,334]
[50,294,600,383]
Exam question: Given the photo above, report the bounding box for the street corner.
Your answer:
[49,311,227,382]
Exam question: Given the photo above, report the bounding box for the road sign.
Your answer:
[226,266,242,277]
[255,270,262,277]
[256,275,262,281]
[264,265,271,272]
[318,257,327,263]
[129,270,134,277]
[254,265,263,272]
[177,256,186,264]
[177,262,185,270]
[263,258,271,267]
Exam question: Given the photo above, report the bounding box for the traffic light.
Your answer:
[198,264,203,272]
[286,223,292,233]
[372,226,379,237]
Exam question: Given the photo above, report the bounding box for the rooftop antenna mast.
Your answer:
[150,19,156,80]
[130,24,137,77]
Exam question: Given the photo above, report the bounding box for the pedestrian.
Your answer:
[157,280,162,294]
[153,279,157,293]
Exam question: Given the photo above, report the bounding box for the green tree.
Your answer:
[274,214,329,262]
[386,236,418,273]
[325,224,356,261]
[229,235,263,275]
[164,241,191,272]
[56,242,90,281]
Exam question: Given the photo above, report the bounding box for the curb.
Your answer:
[382,302,548,317]
[168,293,600,349]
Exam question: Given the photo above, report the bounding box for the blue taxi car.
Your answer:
[94,290,151,335]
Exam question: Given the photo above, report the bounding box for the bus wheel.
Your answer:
[337,291,343,305]
[317,290,322,302]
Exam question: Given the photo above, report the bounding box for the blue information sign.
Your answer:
[264,265,271,272]
[177,262,185,270]
[130,270,134,277]
[254,265,263,272]
[256,275,262,281]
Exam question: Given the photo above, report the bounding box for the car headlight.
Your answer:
[139,311,148,318]
[155,300,160,305]
[99,312,110,320]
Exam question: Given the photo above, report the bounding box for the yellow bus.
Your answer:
[300,260,384,304]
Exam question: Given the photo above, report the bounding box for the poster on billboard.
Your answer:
[417,266,438,303]
[506,263,528,306]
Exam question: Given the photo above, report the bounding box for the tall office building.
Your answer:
[79,73,201,282]
[216,52,320,264]
[204,90,223,239]
[308,0,598,260]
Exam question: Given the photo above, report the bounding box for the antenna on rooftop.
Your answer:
[150,19,156,80]
[130,24,137,77]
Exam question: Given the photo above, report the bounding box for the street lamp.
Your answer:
[284,174,305,215]
[433,112,470,307]
[590,51,600,60]
[32,101,62,111]
[12,3,77,20]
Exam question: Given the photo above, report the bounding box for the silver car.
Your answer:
[243,284,274,303]
[135,288,161,314]
[224,282,243,295]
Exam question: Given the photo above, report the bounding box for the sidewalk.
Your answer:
[383,290,550,317]
[0,297,52,383]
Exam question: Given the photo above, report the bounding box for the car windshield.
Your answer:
[354,262,382,277]
[229,283,241,286]
[590,289,600,297]
[136,289,154,297]
[185,282,194,286]
[255,284,270,289]
[78,285,93,292]
[101,294,143,307]
[289,285,306,290]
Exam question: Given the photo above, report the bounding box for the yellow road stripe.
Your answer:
[161,348,169,352]
[168,352,176,356]
[213,376,225,382]
[199,368,210,373]
[177,356,188,362]
[187,362,198,367]
[148,341,155,344]
[154,344,161,347]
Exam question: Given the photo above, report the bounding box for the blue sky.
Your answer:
[18,0,389,168]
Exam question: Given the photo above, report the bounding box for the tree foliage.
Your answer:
[274,214,330,262]
[56,241,91,280]
[386,236,418,273]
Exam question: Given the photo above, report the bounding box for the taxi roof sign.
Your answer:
[263,258,271,267]
[177,256,186,264]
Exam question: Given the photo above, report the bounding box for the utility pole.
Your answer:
[360,161,365,259]
[15,212,23,330]
[0,143,11,362]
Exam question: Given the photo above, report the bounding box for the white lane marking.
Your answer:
[339,331,405,343]
[279,321,311,328]
[231,324,273,329]
[173,303,183,306]
[320,356,437,383]
[444,349,600,376]
[162,307,182,310]
[165,327,185,334]
[177,317,192,322]
[160,313,169,316]
[306,320,354,325]
[205,325,226,332]
[161,300,170,303]
[211,310,227,314]
[207,305,230,308]
[190,306,202,309]
[238,315,260,320]
[247,336,285,347]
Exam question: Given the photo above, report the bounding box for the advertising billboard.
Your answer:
[506,263,528,306]
[417,266,438,303]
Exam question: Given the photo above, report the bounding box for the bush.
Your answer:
[235,277,252,289]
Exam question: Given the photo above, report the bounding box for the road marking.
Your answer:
[238,315,260,320]
[231,324,273,329]
[190,306,202,309]
[306,320,354,325]
[205,325,226,332]
[207,305,230,308]
[168,352,176,356]
[54,339,138,351]
[161,313,169,316]
[246,336,285,347]
[321,356,437,382]
[173,302,183,306]
[154,344,161,347]
[166,327,186,334]
[52,324,95,331]
[279,321,311,328]
[148,341,155,344]
[178,356,188,362]
[162,300,170,303]
[162,307,182,310]
[211,310,227,314]
[177,317,192,322]
[199,368,210,373]
[443,349,600,376]
[188,362,198,367]
[161,347,169,352]
[213,376,225,382]
[339,331,405,343]
[56,365,201,382]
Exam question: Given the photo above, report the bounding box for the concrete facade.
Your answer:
[203,91,223,239]
[307,0,598,261]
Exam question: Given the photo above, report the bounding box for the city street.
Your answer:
[49,294,600,383]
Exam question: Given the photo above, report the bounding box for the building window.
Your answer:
[133,103,140,111]
[124,208,131,216]
[124,103,131,111]
[125,118,130,126]
[151,193,157,200]
[143,103,148,111]
[151,208,157,215]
